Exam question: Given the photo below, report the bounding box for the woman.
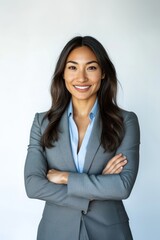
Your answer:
[24,36,140,240]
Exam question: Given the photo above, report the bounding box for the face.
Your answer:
[63,46,103,102]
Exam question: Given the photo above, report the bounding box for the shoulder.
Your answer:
[120,109,139,122]
[120,109,140,137]
[35,111,48,123]
[120,109,140,133]
[32,112,49,132]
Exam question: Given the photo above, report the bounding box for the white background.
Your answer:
[0,0,160,239]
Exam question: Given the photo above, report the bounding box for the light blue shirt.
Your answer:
[68,100,98,173]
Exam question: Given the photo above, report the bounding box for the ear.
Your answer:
[101,73,105,79]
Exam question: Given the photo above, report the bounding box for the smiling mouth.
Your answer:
[74,85,91,90]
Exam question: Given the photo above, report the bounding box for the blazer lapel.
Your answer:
[56,109,102,173]
[58,110,77,172]
[83,111,102,173]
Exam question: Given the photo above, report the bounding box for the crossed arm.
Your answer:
[25,111,140,210]
[47,153,128,184]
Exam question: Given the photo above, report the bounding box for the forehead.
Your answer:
[66,46,98,62]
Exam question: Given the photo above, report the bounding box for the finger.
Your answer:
[102,155,127,174]
[103,159,127,174]
[114,166,123,174]
[109,160,127,174]
[104,154,126,171]
[107,153,123,166]
[48,169,56,173]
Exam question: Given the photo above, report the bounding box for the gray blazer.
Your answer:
[24,109,140,240]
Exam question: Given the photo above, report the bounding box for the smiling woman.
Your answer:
[64,46,103,103]
[24,36,140,240]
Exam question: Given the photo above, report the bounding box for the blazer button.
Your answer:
[82,210,87,215]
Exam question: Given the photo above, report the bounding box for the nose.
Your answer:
[77,69,88,82]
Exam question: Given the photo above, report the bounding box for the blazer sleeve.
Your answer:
[24,113,89,212]
[67,111,140,201]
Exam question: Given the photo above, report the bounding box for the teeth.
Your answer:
[75,85,90,89]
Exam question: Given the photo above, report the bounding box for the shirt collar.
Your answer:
[68,99,98,120]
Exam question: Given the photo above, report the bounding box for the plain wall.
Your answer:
[0,0,160,239]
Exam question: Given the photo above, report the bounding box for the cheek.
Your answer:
[64,79,73,94]
[96,81,102,91]
[63,70,69,81]
[64,71,72,83]
[91,71,102,80]
[93,76,102,87]
[64,72,75,83]
[64,80,70,90]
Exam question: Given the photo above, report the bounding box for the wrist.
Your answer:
[62,172,69,184]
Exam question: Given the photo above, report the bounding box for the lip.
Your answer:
[74,85,91,91]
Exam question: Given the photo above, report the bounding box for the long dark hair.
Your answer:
[41,36,124,152]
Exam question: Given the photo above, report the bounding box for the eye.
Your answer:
[87,66,97,71]
[68,65,77,70]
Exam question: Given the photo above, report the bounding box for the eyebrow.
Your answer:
[66,60,99,65]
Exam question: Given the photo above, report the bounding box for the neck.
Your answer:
[72,97,97,118]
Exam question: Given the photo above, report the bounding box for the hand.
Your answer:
[47,169,69,184]
[102,153,127,175]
